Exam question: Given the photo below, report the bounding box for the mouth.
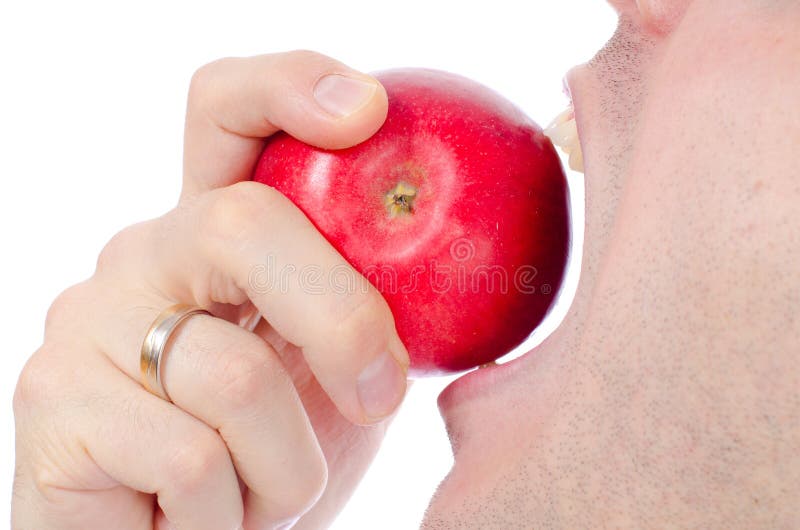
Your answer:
[437,75,585,417]
[544,105,584,173]
[437,355,524,414]
[543,76,584,174]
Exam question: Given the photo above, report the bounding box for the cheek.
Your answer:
[636,0,692,32]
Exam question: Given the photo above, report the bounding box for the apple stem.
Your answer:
[384,181,418,217]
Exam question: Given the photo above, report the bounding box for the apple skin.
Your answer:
[253,68,569,376]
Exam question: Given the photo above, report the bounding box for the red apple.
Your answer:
[253,68,569,376]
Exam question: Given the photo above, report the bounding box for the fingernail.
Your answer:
[357,351,407,421]
[313,74,378,117]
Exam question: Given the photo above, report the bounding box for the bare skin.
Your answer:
[423,0,800,528]
[12,52,408,530]
[11,1,800,529]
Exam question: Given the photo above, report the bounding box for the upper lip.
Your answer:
[562,75,573,104]
[564,66,585,134]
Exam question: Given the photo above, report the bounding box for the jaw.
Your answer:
[422,12,664,527]
[425,319,579,527]
[423,4,800,528]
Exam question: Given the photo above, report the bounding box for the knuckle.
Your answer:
[188,59,219,99]
[12,360,38,416]
[214,341,279,411]
[334,289,391,349]
[201,181,285,241]
[29,460,73,506]
[188,57,236,110]
[166,431,227,497]
[280,49,329,68]
[13,346,60,414]
[273,50,343,87]
[277,452,328,519]
[43,284,86,336]
[94,223,144,275]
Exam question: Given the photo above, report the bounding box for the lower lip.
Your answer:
[439,71,583,415]
[437,354,525,413]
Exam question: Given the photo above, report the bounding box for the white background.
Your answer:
[0,1,616,528]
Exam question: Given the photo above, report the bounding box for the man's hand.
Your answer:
[12,51,408,530]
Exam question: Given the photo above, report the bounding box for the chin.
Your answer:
[423,11,653,525]
[421,445,518,528]
[427,322,572,518]
[420,435,548,529]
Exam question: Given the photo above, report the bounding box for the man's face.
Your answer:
[423,0,800,527]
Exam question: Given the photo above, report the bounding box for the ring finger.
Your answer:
[89,286,328,529]
[47,348,244,530]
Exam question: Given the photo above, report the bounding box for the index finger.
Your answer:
[181,50,389,197]
[97,183,410,425]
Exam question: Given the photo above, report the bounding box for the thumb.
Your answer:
[182,50,388,196]
[268,50,389,150]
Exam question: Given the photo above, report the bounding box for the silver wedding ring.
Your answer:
[140,303,210,402]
